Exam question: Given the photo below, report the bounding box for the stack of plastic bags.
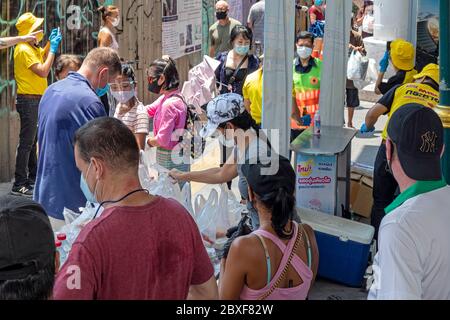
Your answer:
[56,149,246,268]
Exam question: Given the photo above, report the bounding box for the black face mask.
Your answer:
[148,79,163,94]
[216,11,227,20]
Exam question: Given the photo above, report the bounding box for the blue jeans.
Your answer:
[14,95,41,187]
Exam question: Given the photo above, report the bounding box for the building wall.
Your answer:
[0,0,208,182]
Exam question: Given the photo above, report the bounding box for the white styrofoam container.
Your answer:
[298,208,374,245]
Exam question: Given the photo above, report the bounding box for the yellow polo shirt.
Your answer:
[14,43,48,95]
[243,68,263,125]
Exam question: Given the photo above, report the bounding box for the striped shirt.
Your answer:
[114,101,149,134]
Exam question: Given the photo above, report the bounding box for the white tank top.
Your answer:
[99,26,119,51]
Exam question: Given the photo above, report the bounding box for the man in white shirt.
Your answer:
[369,103,450,300]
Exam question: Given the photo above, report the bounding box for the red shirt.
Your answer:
[309,5,325,21]
[53,197,214,300]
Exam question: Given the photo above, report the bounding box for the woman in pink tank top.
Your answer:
[219,156,319,300]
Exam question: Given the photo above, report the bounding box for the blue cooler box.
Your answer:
[298,208,375,287]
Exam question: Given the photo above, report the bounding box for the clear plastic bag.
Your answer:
[193,193,206,219]
[150,172,182,202]
[216,184,245,233]
[180,182,194,215]
[57,202,103,265]
[62,207,80,225]
[347,50,369,81]
[226,187,246,227]
[195,188,219,244]
[354,58,378,89]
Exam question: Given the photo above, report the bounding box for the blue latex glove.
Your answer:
[360,123,375,133]
[301,114,312,127]
[49,29,62,54]
[379,51,389,72]
[49,28,58,39]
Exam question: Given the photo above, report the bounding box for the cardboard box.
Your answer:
[350,174,373,218]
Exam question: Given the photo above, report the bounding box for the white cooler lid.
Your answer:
[297,208,375,245]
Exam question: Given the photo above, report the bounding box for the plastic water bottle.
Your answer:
[57,233,69,265]
[313,110,321,136]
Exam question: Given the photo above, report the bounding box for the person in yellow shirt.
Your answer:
[375,39,418,95]
[11,13,62,197]
[361,63,440,239]
[243,55,263,126]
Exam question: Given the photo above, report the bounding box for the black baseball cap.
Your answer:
[387,103,444,181]
[0,195,55,281]
[240,155,296,200]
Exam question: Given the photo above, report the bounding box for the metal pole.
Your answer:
[435,0,450,183]
[262,0,295,158]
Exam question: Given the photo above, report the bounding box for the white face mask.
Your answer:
[297,46,313,59]
[111,90,134,104]
[112,17,120,27]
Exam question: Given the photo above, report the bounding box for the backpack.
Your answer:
[173,94,207,160]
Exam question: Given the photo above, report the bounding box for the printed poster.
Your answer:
[296,154,337,215]
[162,0,202,59]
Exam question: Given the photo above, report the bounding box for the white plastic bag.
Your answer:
[362,14,375,34]
[226,188,246,227]
[57,202,103,265]
[347,50,369,81]
[195,189,219,244]
[150,173,182,202]
[193,193,206,218]
[180,182,194,215]
[138,150,158,191]
[216,184,231,234]
[63,207,80,225]
[216,184,246,233]
[353,58,378,89]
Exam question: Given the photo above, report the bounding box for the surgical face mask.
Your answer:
[315,0,324,6]
[80,162,99,204]
[297,46,313,59]
[112,17,120,27]
[234,44,250,56]
[96,83,110,97]
[95,69,110,97]
[216,11,227,20]
[111,90,134,104]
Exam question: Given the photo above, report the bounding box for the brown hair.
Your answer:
[55,54,83,78]
[82,47,122,77]
[97,5,119,22]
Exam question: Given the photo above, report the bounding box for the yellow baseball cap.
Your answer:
[413,63,439,84]
[15,12,44,36]
[390,39,415,71]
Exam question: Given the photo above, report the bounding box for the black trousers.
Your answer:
[14,95,40,187]
[371,143,398,240]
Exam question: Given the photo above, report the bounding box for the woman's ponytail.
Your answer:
[264,188,295,239]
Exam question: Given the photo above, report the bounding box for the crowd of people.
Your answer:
[1,0,449,301]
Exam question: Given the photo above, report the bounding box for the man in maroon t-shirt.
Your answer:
[53,117,217,300]
[309,0,325,26]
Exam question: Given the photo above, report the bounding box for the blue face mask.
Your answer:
[234,45,250,56]
[80,163,98,204]
[315,0,324,6]
[96,83,110,97]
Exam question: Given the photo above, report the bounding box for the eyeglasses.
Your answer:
[108,81,135,91]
